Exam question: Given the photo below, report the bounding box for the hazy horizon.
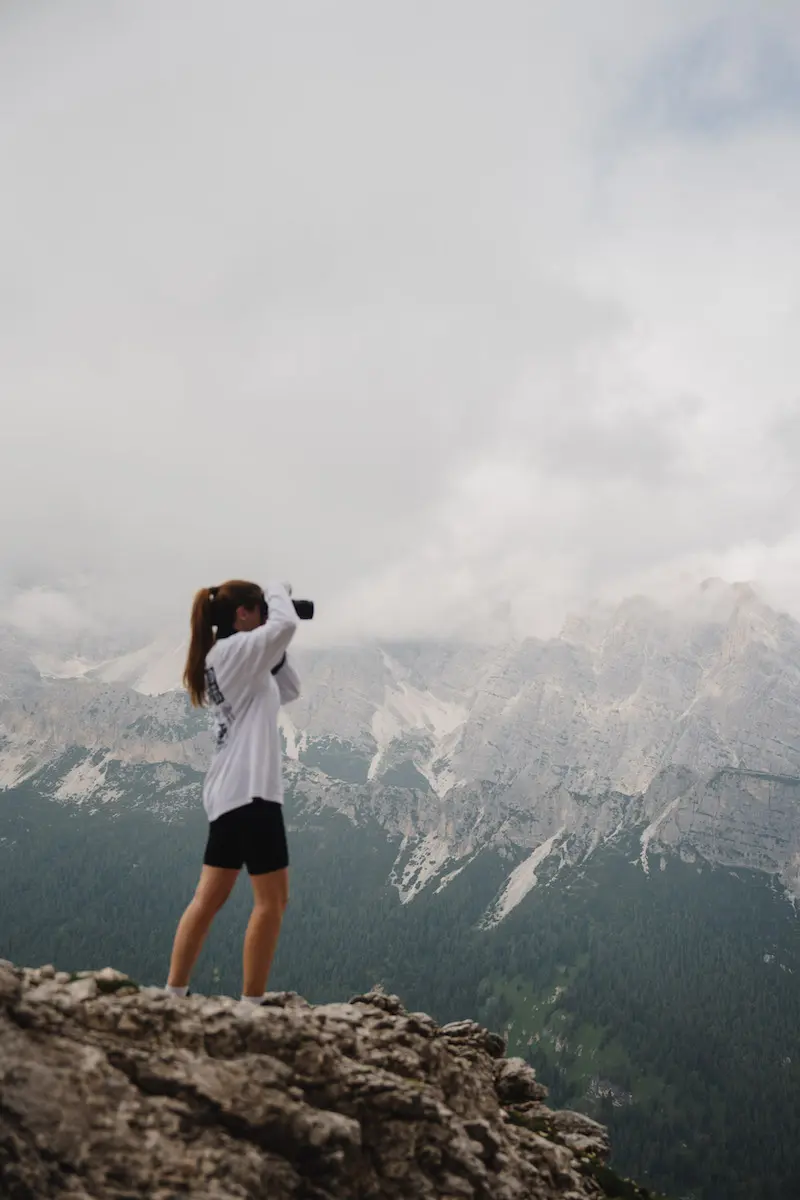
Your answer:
[2,1,800,644]
[1,574,791,664]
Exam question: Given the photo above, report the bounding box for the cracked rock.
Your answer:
[0,960,632,1199]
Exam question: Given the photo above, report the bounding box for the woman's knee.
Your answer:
[192,884,232,918]
[193,866,238,916]
[189,892,222,923]
[251,868,289,912]
[253,889,288,915]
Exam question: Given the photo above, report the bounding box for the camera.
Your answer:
[259,596,314,622]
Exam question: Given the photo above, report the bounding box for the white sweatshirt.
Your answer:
[201,581,300,822]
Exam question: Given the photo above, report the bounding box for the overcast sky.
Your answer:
[2,0,799,643]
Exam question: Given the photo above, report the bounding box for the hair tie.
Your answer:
[209,587,218,601]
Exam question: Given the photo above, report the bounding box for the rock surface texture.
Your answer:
[0,962,653,1200]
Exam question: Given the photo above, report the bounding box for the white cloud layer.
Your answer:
[1,0,799,641]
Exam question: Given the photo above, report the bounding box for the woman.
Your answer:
[165,578,300,1003]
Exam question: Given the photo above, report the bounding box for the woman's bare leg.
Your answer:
[168,865,239,987]
[242,868,289,997]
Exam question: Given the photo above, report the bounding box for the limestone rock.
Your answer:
[5,579,800,907]
[0,961,649,1199]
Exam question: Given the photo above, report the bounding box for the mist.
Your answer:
[2,1,799,643]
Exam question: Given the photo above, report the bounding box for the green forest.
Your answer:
[1,781,799,1200]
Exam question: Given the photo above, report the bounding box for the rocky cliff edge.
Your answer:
[0,962,660,1199]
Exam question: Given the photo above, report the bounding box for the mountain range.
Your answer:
[3,576,800,1200]
[3,576,800,912]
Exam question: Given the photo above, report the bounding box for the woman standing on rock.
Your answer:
[166,580,300,1004]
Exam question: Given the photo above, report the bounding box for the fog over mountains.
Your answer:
[3,577,799,918]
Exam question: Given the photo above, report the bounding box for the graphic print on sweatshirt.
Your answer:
[205,665,236,750]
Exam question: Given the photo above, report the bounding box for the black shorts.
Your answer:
[203,798,289,875]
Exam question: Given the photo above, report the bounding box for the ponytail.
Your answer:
[183,588,215,707]
[182,578,265,706]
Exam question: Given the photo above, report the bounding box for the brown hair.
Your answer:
[183,579,263,706]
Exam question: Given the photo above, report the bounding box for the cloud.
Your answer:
[1,587,88,639]
[1,0,799,643]
[623,17,800,137]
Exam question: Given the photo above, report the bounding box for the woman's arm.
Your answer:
[272,654,301,704]
[236,582,298,672]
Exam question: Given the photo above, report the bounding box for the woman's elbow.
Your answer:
[279,615,300,643]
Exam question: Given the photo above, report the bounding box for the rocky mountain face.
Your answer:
[0,959,656,1200]
[2,578,800,911]
[3,582,799,1200]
